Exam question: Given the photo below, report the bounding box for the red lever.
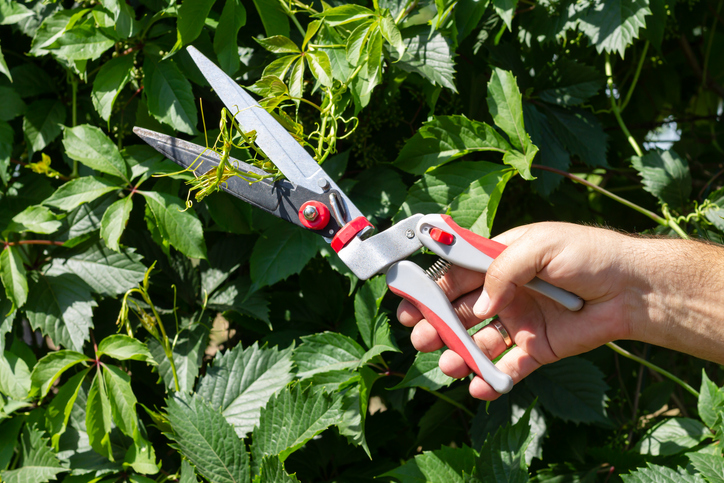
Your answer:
[331,216,373,252]
[429,227,455,245]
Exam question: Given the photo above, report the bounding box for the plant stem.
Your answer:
[4,240,65,247]
[531,164,667,225]
[420,387,475,417]
[620,41,649,112]
[70,76,79,178]
[143,292,180,392]
[605,342,699,398]
[605,53,643,157]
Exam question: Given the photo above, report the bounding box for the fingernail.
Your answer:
[473,289,490,318]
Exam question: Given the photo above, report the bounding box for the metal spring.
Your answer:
[425,258,452,281]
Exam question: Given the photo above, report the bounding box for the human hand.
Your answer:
[396,222,639,400]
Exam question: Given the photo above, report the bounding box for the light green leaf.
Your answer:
[306,50,333,87]
[256,35,300,53]
[293,332,365,379]
[379,10,405,58]
[390,350,454,391]
[101,195,133,251]
[23,99,66,154]
[621,463,706,483]
[0,46,9,82]
[28,9,77,57]
[26,273,97,352]
[214,0,246,75]
[251,0,289,37]
[98,335,155,363]
[346,21,373,66]
[166,393,251,483]
[46,368,89,449]
[635,418,710,455]
[449,167,514,236]
[196,342,294,438]
[0,427,66,483]
[314,4,375,26]
[63,124,130,180]
[337,365,380,456]
[256,455,300,482]
[0,0,33,25]
[494,0,518,29]
[698,370,724,428]
[103,364,139,437]
[354,276,388,349]
[396,31,457,93]
[179,460,198,483]
[688,453,724,483]
[144,58,198,135]
[148,324,209,393]
[476,403,534,483]
[0,351,31,400]
[414,445,477,483]
[141,190,207,259]
[502,148,537,181]
[30,349,91,398]
[125,437,160,475]
[0,86,25,121]
[251,385,344,463]
[43,176,121,212]
[249,220,318,288]
[487,68,535,158]
[394,115,511,175]
[262,54,298,81]
[631,149,691,209]
[525,356,610,425]
[5,205,62,236]
[176,0,217,46]
[49,243,145,297]
[91,54,135,122]
[576,0,651,57]
[0,246,28,309]
[86,371,114,460]
[47,25,115,61]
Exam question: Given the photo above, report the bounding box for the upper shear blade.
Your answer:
[186,46,365,224]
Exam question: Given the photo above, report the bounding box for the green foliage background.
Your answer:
[0,0,723,481]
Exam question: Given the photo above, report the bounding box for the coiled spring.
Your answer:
[425,258,452,281]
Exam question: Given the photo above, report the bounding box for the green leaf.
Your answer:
[249,220,318,288]
[379,10,405,58]
[166,392,251,483]
[631,149,691,209]
[141,190,207,259]
[314,4,375,26]
[91,54,135,122]
[699,370,724,428]
[0,351,31,400]
[208,277,270,323]
[251,384,344,463]
[48,25,116,61]
[98,335,155,363]
[346,21,373,66]
[0,0,33,24]
[214,0,246,75]
[621,463,706,483]
[293,332,366,379]
[196,342,294,437]
[391,350,454,391]
[415,445,477,483]
[494,0,518,30]
[86,370,114,460]
[256,35,301,53]
[30,349,90,398]
[256,455,301,482]
[46,368,89,449]
[542,105,608,168]
[538,60,605,106]
[179,460,198,483]
[103,364,140,437]
[0,86,26,121]
[688,453,724,483]
[449,167,514,237]
[23,99,66,154]
[354,276,388,349]
[63,124,130,181]
[635,418,710,455]
[524,102,570,196]
[125,437,160,475]
[394,115,511,175]
[5,205,62,236]
[177,0,217,46]
[525,356,610,425]
[26,273,97,352]
[337,365,380,456]
[476,403,535,483]
[396,31,457,92]
[251,0,289,37]
[0,246,28,309]
[43,176,121,212]
[306,50,333,87]
[148,324,209,393]
[350,167,407,221]
[100,195,133,251]
[0,426,66,483]
[49,243,145,297]
[144,58,198,135]
[576,0,651,57]
[0,46,9,82]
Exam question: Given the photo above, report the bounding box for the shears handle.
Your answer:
[386,214,584,394]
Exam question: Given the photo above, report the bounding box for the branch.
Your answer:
[4,240,65,248]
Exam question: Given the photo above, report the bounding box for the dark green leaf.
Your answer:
[354,276,388,349]
[256,455,301,482]
[699,370,724,428]
[0,426,65,483]
[391,350,454,391]
[476,403,534,483]
[0,246,28,309]
[635,418,710,455]
[538,60,605,106]
[144,58,198,135]
[337,365,380,456]
[86,371,114,460]
[141,190,207,259]
[43,176,121,212]
[148,324,209,393]
[100,195,133,251]
[0,46,8,82]
[524,102,570,196]
[214,0,246,75]
[251,0,289,36]
[166,392,251,483]
[494,0,518,29]
[23,99,66,154]
[631,149,691,209]
[250,220,319,288]
[314,4,375,26]
[98,334,155,363]
[91,54,135,122]
[621,463,706,483]
[196,342,294,437]
[293,332,366,379]
[177,0,217,46]
[543,105,608,168]
[30,349,91,398]
[0,86,26,121]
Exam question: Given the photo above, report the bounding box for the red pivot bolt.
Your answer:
[298,201,330,230]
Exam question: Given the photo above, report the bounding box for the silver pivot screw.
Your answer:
[405,229,415,239]
[318,178,331,191]
[303,205,319,221]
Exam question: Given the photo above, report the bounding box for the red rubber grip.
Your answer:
[440,214,507,259]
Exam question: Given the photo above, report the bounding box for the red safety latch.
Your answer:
[429,227,455,245]
[331,216,374,252]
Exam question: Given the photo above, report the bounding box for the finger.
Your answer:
[439,349,471,378]
[434,265,486,303]
[468,346,543,400]
[398,287,485,330]
[397,299,422,327]
[410,320,444,352]
[490,224,532,247]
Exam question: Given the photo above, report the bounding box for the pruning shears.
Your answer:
[134,47,584,394]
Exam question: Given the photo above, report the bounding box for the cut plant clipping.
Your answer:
[0,0,722,482]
